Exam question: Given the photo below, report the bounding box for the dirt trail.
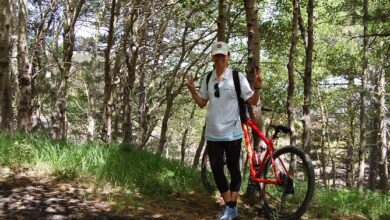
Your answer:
[0,167,266,220]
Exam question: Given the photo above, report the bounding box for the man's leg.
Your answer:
[225,139,242,197]
[219,139,242,219]
[207,140,229,195]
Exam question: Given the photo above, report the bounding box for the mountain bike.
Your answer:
[201,119,315,220]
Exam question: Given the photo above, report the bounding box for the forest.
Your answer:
[0,0,389,219]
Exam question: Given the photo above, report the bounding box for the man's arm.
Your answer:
[246,69,262,106]
[247,89,260,105]
[187,76,208,108]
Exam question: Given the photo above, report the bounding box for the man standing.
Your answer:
[187,41,262,220]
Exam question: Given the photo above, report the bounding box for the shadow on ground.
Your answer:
[0,166,266,220]
[0,169,135,220]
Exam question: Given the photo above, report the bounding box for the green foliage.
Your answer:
[312,187,390,219]
[0,133,203,200]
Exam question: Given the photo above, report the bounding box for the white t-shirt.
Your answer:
[198,68,254,141]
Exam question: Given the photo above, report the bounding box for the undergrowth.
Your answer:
[1,132,389,219]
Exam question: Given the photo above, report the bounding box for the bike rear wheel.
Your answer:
[262,146,315,220]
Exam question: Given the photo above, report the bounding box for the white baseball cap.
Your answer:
[211,41,229,56]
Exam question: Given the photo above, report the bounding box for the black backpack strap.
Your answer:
[205,71,212,91]
[233,70,248,123]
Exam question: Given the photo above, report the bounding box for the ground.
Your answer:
[0,166,371,220]
[0,166,266,220]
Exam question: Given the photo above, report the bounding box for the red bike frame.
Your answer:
[242,119,287,185]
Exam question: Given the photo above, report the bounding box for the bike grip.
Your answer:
[273,125,292,134]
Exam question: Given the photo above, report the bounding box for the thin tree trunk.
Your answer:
[16,0,32,132]
[112,92,121,141]
[193,124,206,168]
[0,0,13,132]
[86,2,106,141]
[357,0,368,192]
[243,0,264,196]
[157,88,174,156]
[244,0,264,141]
[217,0,227,42]
[10,1,19,124]
[318,90,328,187]
[287,0,299,146]
[122,44,137,144]
[301,0,314,152]
[368,107,378,190]
[378,64,388,192]
[137,69,149,147]
[101,0,119,142]
[346,73,356,187]
[297,0,308,49]
[181,104,196,164]
[51,0,85,140]
[123,3,147,144]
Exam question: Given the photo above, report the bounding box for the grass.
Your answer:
[0,132,204,201]
[311,186,390,219]
[1,132,389,219]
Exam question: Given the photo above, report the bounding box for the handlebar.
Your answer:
[271,125,292,139]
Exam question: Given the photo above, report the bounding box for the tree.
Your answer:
[51,0,86,139]
[287,0,299,146]
[378,62,388,192]
[101,0,121,142]
[0,0,13,132]
[17,0,33,132]
[301,0,314,152]
[357,0,369,192]
[243,0,264,148]
[217,0,227,42]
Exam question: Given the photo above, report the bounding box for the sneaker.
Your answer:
[219,206,238,220]
[216,207,225,219]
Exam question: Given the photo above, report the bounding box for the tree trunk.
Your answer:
[17,0,32,132]
[123,3,147,145]
[101,0,119,142]
[122,44,137,144]
[217,0,227,42]
[181,104,196,164]
[301,0,314,152]
[51,0,85,140]
[287,0,299,146]
[318,90,328,187]
[243,0,264,141]
[157,88,174,156]
[0,0,13,132]
[297,0,308,49]
[137,69,149,147]
[112,92,121,141]
[86,2,106,141]
[378,64,388,192]
[368,106,378,190]
[243,0,264,196]
[357,0,368,192]
[345,73,356,187]
[193,124,206,168]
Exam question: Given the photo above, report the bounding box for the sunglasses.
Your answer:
[214,83,220,98]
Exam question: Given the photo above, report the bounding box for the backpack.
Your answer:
[205,70,248,123]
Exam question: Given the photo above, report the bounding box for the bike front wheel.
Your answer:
[262,146,315,220]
